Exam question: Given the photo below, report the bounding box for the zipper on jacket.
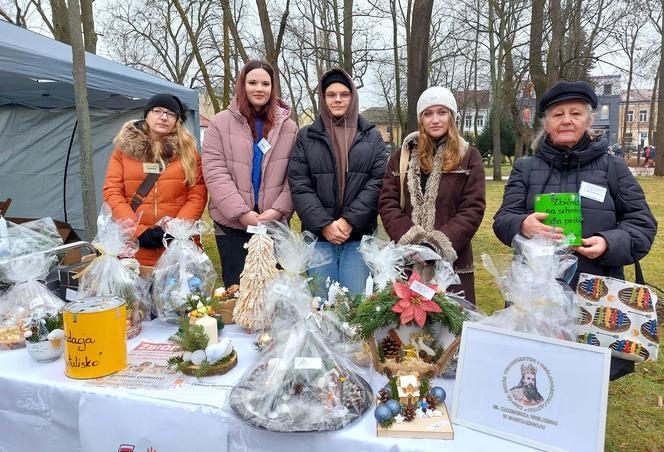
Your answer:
[154,180,158,225]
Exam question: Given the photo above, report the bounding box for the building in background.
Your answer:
[618,88,658,149]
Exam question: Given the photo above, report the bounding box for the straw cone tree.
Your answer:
[233,234,279,331]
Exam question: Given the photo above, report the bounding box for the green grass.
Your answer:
[484,163,513,178]
[200,176,664,450]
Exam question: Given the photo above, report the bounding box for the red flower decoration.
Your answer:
[392,272,442,327]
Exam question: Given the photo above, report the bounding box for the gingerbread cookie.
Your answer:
[592,306,630,333]
[579,307,592,325]
[618,286,654,312]
[641,319,659,343]
[610,339,650,361]
[577,277,608,301]
[579,333,600,346]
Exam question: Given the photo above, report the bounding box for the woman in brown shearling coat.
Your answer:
[378,87,486,303]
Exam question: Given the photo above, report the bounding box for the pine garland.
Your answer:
[419,377,430,396]
[349,282,468,339]
[169,318,209,351]
[388,376,399,400]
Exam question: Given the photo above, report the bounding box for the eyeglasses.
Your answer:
[150,108,177,119]
[324,92,352,101]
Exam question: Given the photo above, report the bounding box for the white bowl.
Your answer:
[26,339,64,362]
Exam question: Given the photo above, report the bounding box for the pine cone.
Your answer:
[381,337,400,360]
[343,383,364,410]
[403,403,416,422]
[419,350,434,363]
[377,388,392,404]
[427,393,438,411]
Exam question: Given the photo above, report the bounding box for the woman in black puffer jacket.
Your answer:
[493,80,657,380]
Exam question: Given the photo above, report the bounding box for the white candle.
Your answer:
[195,316,218,345]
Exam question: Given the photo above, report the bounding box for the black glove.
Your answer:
[138,226,166,249]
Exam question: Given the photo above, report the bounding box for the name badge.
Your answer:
[143,163,162,174]
[257,138,271,154]
[579,181,607,203]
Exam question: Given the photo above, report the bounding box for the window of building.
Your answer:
[640,110,648,122]
[477,114,484,128]
[386,126,393,134]
[626,110,633,122]
[465,114,473,129]
[603,84,612,95]
[600,104,610,120]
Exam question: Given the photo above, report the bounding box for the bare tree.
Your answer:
[405,0,434,133]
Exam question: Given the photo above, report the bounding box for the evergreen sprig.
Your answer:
[169,318,209,352]
[349,283,468,339]
[167,351,236,378]
[419,377,430,396]
[389,376,399,400]
[379,418,395,429]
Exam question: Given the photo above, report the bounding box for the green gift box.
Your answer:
[534,193,582,245]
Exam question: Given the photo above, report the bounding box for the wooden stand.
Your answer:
[377,402,454,440]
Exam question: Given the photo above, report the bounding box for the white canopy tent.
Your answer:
[0,21,200,235]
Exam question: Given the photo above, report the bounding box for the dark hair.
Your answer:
[235,60,278,140]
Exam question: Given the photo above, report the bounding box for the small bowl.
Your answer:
[26,339,65,362]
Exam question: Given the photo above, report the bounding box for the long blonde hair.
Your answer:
[144,120,198,187]
[417,110,463,174]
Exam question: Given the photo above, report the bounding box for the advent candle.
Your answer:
[196,316,218,345]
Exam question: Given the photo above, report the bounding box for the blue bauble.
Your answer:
[385,399,402,416]
[188,276,203,292]
[374,405,393,422]
[430,386,446,403]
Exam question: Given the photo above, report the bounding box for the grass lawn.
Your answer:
[201,176,664,450]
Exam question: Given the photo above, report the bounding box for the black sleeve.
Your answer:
[493,157,530,247]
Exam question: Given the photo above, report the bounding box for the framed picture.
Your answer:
[452,323,611,452]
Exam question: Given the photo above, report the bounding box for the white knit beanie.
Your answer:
[416,87,458,118]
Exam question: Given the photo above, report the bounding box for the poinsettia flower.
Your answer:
[392,272,441,327]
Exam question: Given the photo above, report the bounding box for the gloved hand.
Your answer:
[421,242,439,266]
[138,226,166,249]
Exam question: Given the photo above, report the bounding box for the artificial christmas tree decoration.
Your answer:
[233,233,278,331]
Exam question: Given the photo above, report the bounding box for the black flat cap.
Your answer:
[537,81,598,117]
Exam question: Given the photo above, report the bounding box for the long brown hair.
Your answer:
[417,109,463,174]
[143,120,198,187]
[235,59,278,141]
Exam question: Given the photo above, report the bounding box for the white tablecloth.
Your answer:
[0,321,536,452]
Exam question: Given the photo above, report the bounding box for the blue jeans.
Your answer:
[308,240,369,297]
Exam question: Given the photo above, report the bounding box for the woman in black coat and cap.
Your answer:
[493,81,657,380]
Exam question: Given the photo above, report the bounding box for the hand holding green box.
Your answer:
[534,193,582,245]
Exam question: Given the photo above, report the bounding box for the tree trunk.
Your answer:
[172,0,220,113]
[529,0,546,103]
[79,0,96,53]
[220,0,249,63]
[488,0,503,181]
[343,0,353,76]
[406,0,434,133]
[391,0,405,136]
[255,0,289,95]
[546,0,562,86]
[648,64,659,146]
[656,28,664,176]
[222,12,231,109]
[51,0,72,45]
[67,0,97,239]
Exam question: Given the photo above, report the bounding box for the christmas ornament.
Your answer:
[385,399,402,416]
[430,386,446,403]
[374,405,393,423]
[392,273,441,327]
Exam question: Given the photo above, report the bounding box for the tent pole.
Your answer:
[63,119,78,224]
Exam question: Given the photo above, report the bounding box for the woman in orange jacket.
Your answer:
[103,94,207,266]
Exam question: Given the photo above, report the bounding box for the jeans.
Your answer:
[307,240,370,297]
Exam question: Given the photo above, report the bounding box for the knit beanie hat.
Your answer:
[144,93,184,120]
[416,87,458,118]
[321,72,353,93]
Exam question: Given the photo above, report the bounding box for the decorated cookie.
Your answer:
[618,287,654,312]
[578,277,608,301]
[579,307,592,325]
[610,339,650,361]
[592,306,630,333]
[579,333,600,346]
[641,319,659,343]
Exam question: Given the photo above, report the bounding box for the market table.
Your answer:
[0,321,536,452]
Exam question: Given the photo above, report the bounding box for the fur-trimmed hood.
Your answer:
[113,120,180,162]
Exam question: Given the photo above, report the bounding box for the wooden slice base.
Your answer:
[377,402,454,440]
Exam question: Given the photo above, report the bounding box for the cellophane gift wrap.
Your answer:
[0,216,62,277]
[152,217,216,323]
[76,205,149,339]
[358,235,440,292]
[577,273,659,362]
[0,253,63,348]
[480,234,579,340]
[229,222,373,432]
